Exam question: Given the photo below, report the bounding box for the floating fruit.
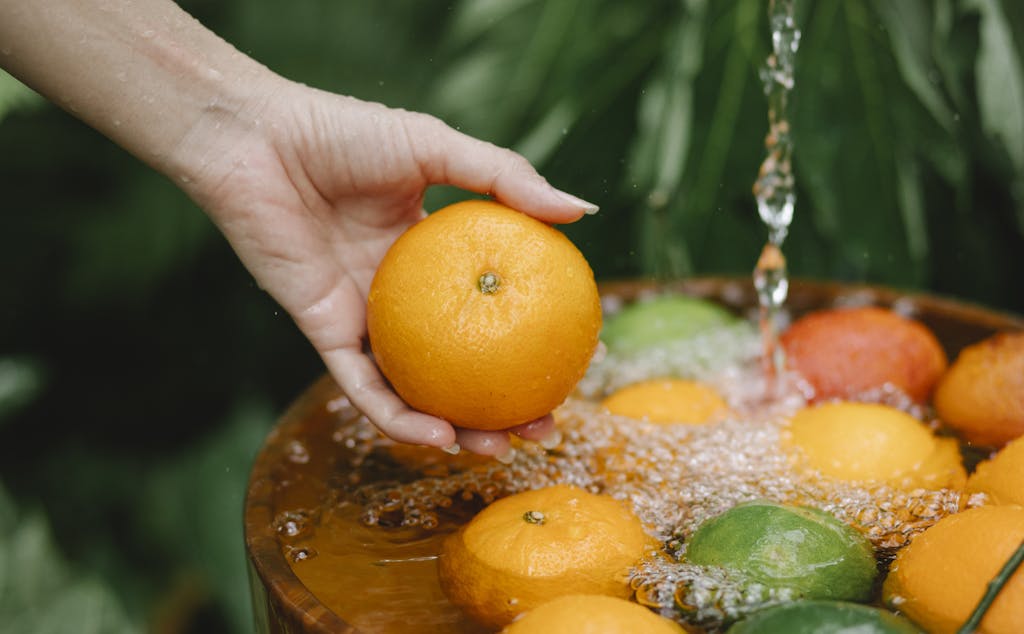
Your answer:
[501,594,685,633]
[367,200,601,430]
[883,505,1024,634]
[781,306,947,402]
[601,294,736,353]
[437,485,652,629]
[966,435,1024,506]
[600,378,730,424]
[934,331,1024,447]
[685,500,877,602]
[783,402,966,490]
[725,600,922,633]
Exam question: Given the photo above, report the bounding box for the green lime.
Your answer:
[686,501,877,601]
[726,600,922,634]
[601,294,736,353]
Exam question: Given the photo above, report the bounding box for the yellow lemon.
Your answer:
[784,402,965,489]
[601,379,729,424]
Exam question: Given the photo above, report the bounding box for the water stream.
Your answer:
[752,0,800,381]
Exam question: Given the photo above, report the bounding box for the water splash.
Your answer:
[753,0,801,380]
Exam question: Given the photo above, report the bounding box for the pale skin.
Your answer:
[0,0,598,458]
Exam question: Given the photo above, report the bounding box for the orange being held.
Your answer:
[366,200,601,430]
[437,484,653,630]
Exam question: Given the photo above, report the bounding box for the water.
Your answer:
[753,0,800,380]
[276,314,964,632]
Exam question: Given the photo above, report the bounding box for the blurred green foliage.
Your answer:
[0,0,1022,632]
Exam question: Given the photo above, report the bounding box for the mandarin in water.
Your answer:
[366,200,601,430]
[781,306,947,402]
[934,331,1024,447]
[966,434,1024,506]
[783,402,965,489]
[501,594,685,634]
[883,505,1024,634]
[437,484,652,630]
[600,378,730,424]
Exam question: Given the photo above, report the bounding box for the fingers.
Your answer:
[320,346,457,448]
[406,112,599,224]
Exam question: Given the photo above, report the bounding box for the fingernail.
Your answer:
[495,447,517,465]
[539,429,562,450]
[556,190,599,215]
[441,443,461,455]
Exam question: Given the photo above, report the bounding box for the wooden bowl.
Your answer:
[244,277,1024,633]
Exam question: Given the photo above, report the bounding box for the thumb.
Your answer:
[408,111,599,223]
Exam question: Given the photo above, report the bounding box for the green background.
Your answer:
[1,0,1022,631]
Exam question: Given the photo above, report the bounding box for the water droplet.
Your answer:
[285,440,310,464]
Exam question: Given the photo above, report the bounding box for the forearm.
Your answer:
[0,0,280,185]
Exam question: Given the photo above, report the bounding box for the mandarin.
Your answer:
[934,331,1024,447]
[966,435,1024,506]
[501,594,685,633]
[600,378,730,424]
[437,484,652,630]
[781,306,947,403]
[783,402,965,490]
[883,505,1024,634]
[366,200,601,430]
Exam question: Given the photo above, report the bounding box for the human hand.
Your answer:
[183,80,598,458]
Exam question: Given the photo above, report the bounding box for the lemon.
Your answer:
[784,402,966,489]
[726,600,922,633]
[601,379,729,424]
[686,501,877,601]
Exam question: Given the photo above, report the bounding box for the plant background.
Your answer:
[1,0,1022,632]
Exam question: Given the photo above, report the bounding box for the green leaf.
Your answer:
[0,356,46,426]
[0,70,42,123]
[0,484,138,633]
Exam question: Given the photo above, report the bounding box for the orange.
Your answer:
[781,306,947,403]
[783,402,966,490]
[967,435,1024,506]
[883,505,1024,633]
[437,484,653,630]
[366,200,601,430]
[600,378,730,424]
[501,594,685,633]
[934,331,1024,447]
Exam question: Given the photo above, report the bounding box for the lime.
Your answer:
[602,295,736,353]
[726,601,922,633]
[686,501,877,601]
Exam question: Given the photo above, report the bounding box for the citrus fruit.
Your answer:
[600,378,730,424]
[783,402,966,489]
[883,505,1024,634]
[781,306,947,403]
[966,435,1024,506]
[366,200,601,430]
[934,331,1024,447]
[437,484,652,629]
[501,594,685,633]
[601,294,736,353]
[685,500,877,601]
[725,600,922,633]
